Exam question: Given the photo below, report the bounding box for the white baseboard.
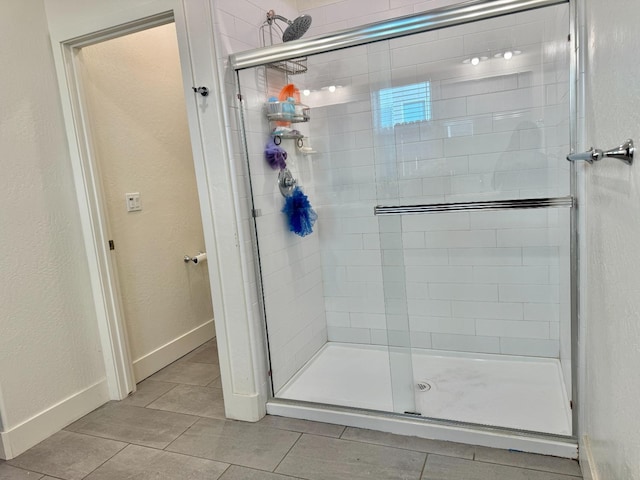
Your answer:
[0,380,109,460]
[579,435,599,480]
[132,319,215,382]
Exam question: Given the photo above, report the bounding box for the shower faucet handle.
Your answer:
[566,148,600,164]
[567,139,634,165]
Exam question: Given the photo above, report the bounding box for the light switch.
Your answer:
[126,192,142,212]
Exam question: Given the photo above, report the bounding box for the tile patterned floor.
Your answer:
[1,340,583,480]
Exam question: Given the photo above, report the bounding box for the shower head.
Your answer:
[266,10,313,42]
[283,15,312,42]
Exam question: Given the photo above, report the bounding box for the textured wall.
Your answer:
[80,24,214,371]
[0,0,105,429]
[583,0,640,477]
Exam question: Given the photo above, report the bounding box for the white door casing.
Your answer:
[45,0,266,420]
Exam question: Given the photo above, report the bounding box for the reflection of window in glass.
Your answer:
[377,82,431,128]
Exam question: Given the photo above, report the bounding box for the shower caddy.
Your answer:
[260,10,311,148]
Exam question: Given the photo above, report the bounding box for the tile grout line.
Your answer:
[61,427,184,453]
[329,433,476,461]
[216,463,232,480]
[162,415,204,453]
[270,431,304,475]
[141,383,181,408]
[419,452,430,480]
[4,463,49,479]
[471,457,582,477]
[78,441,130,480]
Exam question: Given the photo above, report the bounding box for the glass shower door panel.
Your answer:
[378,215,416,414]
[380,3,571,204]
[374,3,573,434]
[391,207,573,435]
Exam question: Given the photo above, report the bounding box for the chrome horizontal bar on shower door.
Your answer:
[374,196,574,216]
[230,0,567,71]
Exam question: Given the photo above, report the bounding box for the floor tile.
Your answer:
[275,434,426,480]
[208,376,222,388]
[147,384,226,419]
[84,444,228,480]
[66,403,197,449]
[0,462,44,478]
[258,415,345,438]
[421,455,582,480]
[219,465,304,480]
[474,446,582,476]
[183,340,219,364]
[150,360,219,386]
[119,380,177,407]
[341,427,475,459]
[7,431,125,480]
[166,418,300,472]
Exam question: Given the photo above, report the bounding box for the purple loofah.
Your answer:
[265,141,287,170]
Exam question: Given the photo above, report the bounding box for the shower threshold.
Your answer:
[275,343,572,437]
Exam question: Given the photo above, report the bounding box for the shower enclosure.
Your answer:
[232,0,577,452]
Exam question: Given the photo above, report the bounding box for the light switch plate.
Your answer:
[126,192,142,212]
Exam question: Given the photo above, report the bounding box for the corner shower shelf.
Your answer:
[272,132,305,147]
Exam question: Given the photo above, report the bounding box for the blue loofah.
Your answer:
[282,187,318,237]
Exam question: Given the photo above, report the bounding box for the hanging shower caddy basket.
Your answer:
[265,101,310,123]
[265,57,307,75]
[260,10,308,75]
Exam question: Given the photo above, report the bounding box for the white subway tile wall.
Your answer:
[293,3,571,358]
[230,0,572,392]
[216,0,328,394]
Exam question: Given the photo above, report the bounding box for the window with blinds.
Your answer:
[376,82,431,128]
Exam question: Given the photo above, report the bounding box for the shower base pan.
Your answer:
[270,342,575,457]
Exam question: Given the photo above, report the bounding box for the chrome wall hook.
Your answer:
[192,86,209,97]
[567,139,634,165]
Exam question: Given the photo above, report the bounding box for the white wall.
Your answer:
[80,23,214,380]
[581,0,640,477]
[0,0,107,458]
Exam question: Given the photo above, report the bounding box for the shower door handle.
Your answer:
[567,139,634,165]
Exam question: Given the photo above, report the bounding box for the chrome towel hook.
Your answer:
[567,139,634,165]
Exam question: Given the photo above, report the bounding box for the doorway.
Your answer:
[78,22,215,384]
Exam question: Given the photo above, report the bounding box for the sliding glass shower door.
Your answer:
[234,0,574,435]
[373,3,573,432]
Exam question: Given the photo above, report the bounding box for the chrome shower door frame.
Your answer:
[233,0,580,442]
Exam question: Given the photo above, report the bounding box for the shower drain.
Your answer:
[416,381,433,392]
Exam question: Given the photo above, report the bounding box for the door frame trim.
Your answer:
[50,5,204,400]
[47,0,268,421]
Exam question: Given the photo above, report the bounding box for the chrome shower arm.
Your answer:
[267,10,292,25]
